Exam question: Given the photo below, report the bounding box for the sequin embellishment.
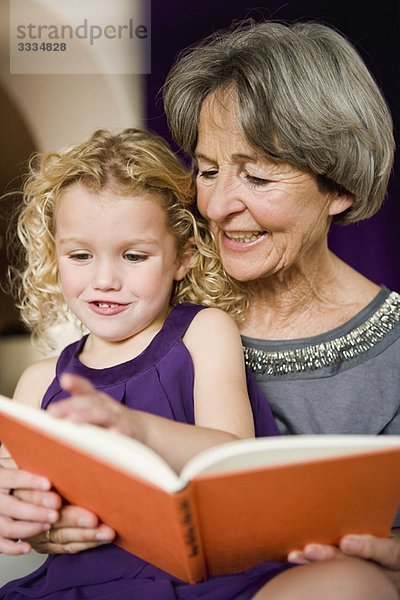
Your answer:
[243,292,400,375]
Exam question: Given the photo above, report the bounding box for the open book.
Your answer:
[1,395,400,583]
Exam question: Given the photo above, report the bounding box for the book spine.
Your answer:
[173,487,208,584]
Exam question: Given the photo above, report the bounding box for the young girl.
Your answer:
[0,129,396,599]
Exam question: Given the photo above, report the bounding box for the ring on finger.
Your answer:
[45,528,52,543]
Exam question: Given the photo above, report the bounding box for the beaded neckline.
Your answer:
[243,290,400,375]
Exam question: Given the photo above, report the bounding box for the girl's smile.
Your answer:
[87,300,131,316]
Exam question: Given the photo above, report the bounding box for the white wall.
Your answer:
[0,552,47,586]
[0,0,144,152]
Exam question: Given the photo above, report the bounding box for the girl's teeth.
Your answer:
[96,302,119,308]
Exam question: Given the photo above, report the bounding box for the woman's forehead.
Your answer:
[198,90,241,132]
[196,92,256,159]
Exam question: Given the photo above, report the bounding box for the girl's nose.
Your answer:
[92,260,122,291]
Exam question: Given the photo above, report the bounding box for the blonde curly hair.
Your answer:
[9,128,247,350]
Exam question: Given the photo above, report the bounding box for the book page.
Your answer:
[180,435,400,482]
[0,395,183,493]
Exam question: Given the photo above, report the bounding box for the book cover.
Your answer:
[1,395,400,583]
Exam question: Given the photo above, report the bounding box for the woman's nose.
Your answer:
[197,175,246,223]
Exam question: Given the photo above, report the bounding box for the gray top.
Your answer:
[242,286,400,436]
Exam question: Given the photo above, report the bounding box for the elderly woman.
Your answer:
[0,19,399,599]
[163,20,399,435]
[162,16,400,583]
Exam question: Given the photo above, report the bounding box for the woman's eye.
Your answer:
[245,174,270,187]
[197,169,218,179]
[124,253,147,263]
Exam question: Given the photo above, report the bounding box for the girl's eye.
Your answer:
[245,174,270,187]
[69,253,92,261]
[123,253,148,263]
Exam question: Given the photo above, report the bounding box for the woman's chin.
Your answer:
[222,256,271,283]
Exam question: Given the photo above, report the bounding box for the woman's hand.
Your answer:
[25,504,116,554]
[17,372,121,554]
[0,457,115,555]
[0,459,59,554]
[288,534,400,592]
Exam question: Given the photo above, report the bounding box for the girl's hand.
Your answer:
[50,373,139,438]
[288,535,400,593]
[0,459,59,554]
[55,370,242,473]
[25,504,115,554]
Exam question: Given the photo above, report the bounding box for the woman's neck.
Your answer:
[240,250,380,340]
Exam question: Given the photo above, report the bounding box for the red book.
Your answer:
[0,395,400,583]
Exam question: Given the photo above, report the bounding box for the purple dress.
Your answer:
[0,304,293,599]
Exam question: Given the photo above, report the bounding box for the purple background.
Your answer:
[146,0,399,292]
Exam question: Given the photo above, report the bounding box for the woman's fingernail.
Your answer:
[18,543,31,554]
[288,551,302,562]
[78,517,94,527]
[38,479,51,490]
[96,531,113,540]
[341,536,361,553]
[47,511,59,523]
[42,497,56,508]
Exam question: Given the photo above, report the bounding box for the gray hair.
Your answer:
[164,20,395,224]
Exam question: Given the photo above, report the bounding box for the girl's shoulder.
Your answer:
[187,307,238,333]
[183,307,242,356]
[13,356,58,408]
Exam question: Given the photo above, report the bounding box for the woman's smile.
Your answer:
[223,230,267,249]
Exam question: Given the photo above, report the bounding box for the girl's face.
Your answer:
[55,185,190,345]
[195,94,352,283]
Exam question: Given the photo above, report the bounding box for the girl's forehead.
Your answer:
[53,184,179,249]
[54,185,170,235]
[56,183,164,208]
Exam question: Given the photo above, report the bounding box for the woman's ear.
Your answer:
[174,239,195,281]
[328,193,354,217]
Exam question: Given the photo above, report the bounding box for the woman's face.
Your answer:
[195,94,350,283]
